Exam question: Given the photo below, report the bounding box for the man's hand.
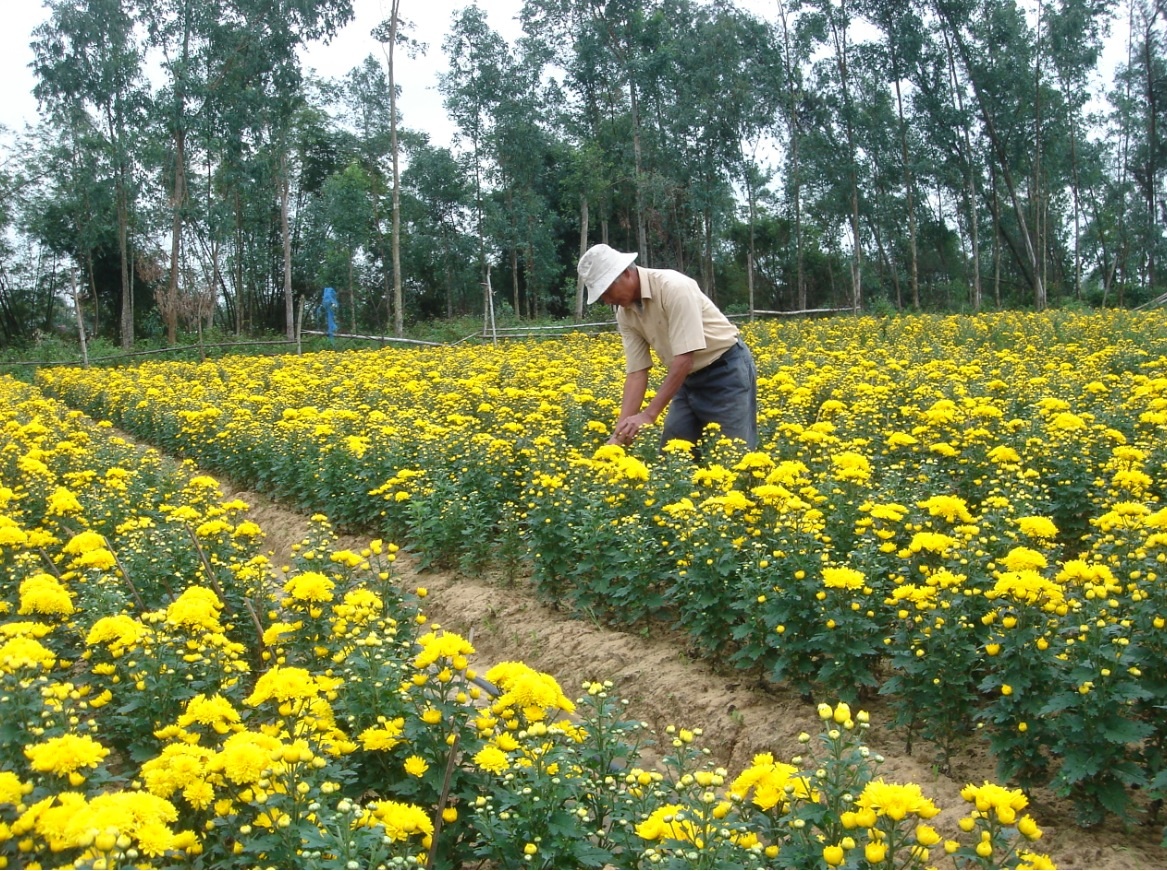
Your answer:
[612,411,655,445]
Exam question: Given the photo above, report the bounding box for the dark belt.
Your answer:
[701,338,744,372]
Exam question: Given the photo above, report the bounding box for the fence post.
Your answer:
[71,269,89,369]
[296,298,305,355]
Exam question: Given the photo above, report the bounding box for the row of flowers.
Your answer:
[0,374,1054,868]
[30,310,1167,831]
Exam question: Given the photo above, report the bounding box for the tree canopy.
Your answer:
[0,0,1160,348]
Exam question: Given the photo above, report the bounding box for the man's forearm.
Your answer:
[619,369,650,419]
[643,352,693,421]
[609,369,650,444]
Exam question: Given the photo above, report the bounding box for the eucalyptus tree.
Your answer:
[441,6,509,314]
[1080,111,1127,303]
[520,0,630,313]
[138,0,218,345]
[912,13,992,309]
[660,0,783,302]
[588,0,656,258]
[1,131,80,346]
[371,4,419,336]
[1043,0,1111,299]
[487,34,563,318]
[32,0,148,348]
[857,0,926,308]
[1109,0,1167,300]
[196,0,353,337]
[848,42,912,307]
[312,160,374,332]
[341,54,397,331]
[401,139,475,317]
[0,153,22,345]
[562,138,616,316]
[800,0,865,310]
[14,115,116,340]
[526,0,676,260]
[933,0,1049,308]
[774,0,817,310]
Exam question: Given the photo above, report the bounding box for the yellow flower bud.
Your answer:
[865,841,887,863]
[916,824,941,846]
[1018,815,1042,840]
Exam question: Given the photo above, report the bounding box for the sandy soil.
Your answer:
[230,484,1167,870]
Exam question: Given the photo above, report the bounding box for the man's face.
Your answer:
[599,267,639,308]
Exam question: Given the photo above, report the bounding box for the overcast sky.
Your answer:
[0,0,1127,154]
[0,0,525,149]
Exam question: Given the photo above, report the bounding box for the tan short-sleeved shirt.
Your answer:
[616,266,739,375]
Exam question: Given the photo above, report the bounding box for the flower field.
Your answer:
[0,372,1058,869]
[5,309,1165,866]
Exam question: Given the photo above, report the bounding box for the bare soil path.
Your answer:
[228,482,1167,870]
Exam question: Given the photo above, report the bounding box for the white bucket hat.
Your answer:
[578,244,637,304]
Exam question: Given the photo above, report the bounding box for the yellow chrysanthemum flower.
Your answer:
[283,571,336,603]
[822,566,866,591]
[25,733,110,777]
[856,779,940,821]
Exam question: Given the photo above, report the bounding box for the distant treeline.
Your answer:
[0,0,1160,350]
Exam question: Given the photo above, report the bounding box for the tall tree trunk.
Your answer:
[109,104,132,349]
[968,159,981,312]
[89,255,100,338]
[1107,0,1137,306]
[525,209,538,319]
[527,238,537,319]
[511,245,520,316]
[444,228,454,319]
[893,75,918,309]
[829,0,862,311]
[703,209,715,301]
[793,134,805,310]
[117,175,132,349]
[349,255,356,334]
[1033,0,1047,303]
[280,153,294,340]
[865,213,900,303]
[1143,17,1158,295]
[233,192,244,335]
[166,1,191,348]
[166,129,186,347]
[746,172,757,318]
[777,0,806,312]
[630,80,648,257]
[577,194,588,318]
[938,3,1045,309]
[991,166,1002,307]
[595,6,649,259]
[941,25,981,310]
[1069,109,1082,298]
[386,0,404,337]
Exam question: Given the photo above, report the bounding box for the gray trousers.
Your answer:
[662,338,758,448]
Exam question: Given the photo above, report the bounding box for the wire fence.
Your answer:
[1,305,847,372]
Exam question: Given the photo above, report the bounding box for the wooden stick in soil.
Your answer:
[426,730,462,869]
